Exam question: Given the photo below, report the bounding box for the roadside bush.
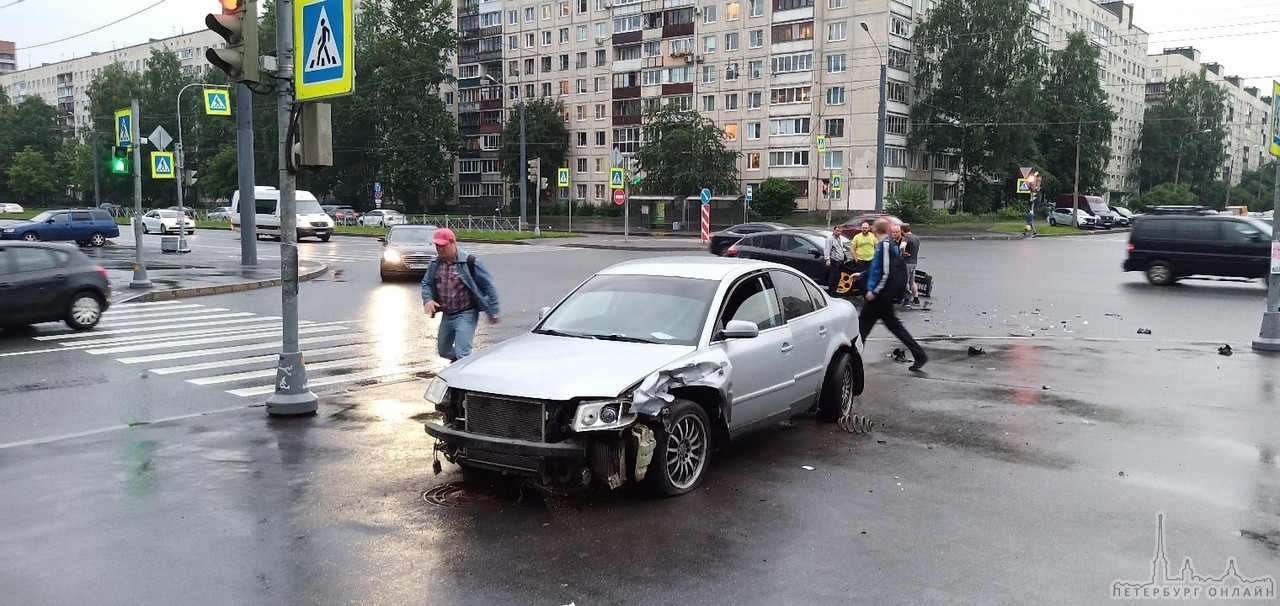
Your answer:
[885,182,934,224]
[753,177,798,218]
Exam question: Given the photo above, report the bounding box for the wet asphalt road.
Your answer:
[1,231,1277,605]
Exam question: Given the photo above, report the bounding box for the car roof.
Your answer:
[597,256,783,281]
[744,227,828,237]
[0,241,82,252]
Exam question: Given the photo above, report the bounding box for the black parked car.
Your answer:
[0,241,111,331]
[707,222,790,256]
[1123,214,1273,286]
[724,227,836,285]
[839,213,901,235]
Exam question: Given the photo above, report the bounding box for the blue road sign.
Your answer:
[746,185,753,202]
[700,188,712,205]
[115,108,133,148]
[295,0,355,101]
[150,152,175,179]
[374,181,382,193]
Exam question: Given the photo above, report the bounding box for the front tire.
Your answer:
[817,351,863,422]
[65,291,103,331]
[21,232,38,241]
[1146,261,1175,286]
[1048,217,1057,226]
[647,399,711,497]
[319,233,331,242]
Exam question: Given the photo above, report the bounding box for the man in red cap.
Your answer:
[421,228,501,362]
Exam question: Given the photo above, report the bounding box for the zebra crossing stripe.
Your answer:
[95,312,253,330]
[103,303,207,316]
[116,333,359,364]
[86,324,350,355]
[226,362,446,397]
[60,321,293,349]
[148,342,370,375]
[188,354,381,385]
[35,315,277,341]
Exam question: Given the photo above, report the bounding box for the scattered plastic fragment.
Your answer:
[801,465,815,471]
[1218,344,1233,356]
[968,346,986,356]
[1137,328,1152,335]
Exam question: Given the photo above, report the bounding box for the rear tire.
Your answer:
[143,224,150,234]
[65,291,104,331]
[646,399,711,497]
[90,232,107,247]
[1146,261,1175,286]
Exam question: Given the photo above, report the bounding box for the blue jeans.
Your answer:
[438,309,480,361]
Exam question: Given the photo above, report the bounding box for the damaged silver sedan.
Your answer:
[423,257,864,496]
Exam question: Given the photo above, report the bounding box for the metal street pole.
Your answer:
[518,99,528,231]
[1253,159,1280,351]
[622,153,630,242]
[91,130,101,208]
[1073,122,1081,227]
[236,83,257,265]
[174,82,220,254]
[534,164,542,237]
[266,0,317,414]
[860,22,886,214]
[128,98,151,289]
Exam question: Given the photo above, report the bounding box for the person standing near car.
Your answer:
[901,223,922,306]
[853,218,927,371]
[421,228,501,362]
[823,224,850,296]
[851,221,877,293]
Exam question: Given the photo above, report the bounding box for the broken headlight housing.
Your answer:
[423,377,449,409]
[570,397,636,433]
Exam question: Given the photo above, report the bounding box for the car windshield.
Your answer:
[536,274,718,346]
[30,211,57,222]
[1243,218,1273,238]
[387,227,438,244]
[1089,202,1111,213]
[297,200,326,215]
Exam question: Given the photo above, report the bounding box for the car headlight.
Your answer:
[2,228,13,233]
[423,377,449,408]
[383,250,402,263]
[571,399,636,432]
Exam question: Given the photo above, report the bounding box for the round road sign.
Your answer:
[613,189,626,206]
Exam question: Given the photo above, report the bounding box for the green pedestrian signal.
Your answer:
[110,147,129,174]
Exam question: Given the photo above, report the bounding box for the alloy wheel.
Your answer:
[21,232,38,241]
[70,295,102,327]
[665,414,708,490]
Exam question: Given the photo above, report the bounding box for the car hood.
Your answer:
[438,332,698,401]
[388,243,435,255]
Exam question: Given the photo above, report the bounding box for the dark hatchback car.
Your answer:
[708,222,789,256]
[0,242,111,331]
[839,213,901,235]
[378,225,439,281]
[1123,214,1273,286]
[0,209,119,246]
[723,227,835,285]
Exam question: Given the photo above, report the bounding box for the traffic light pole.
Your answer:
[266,0,317,415]
[128,98,151,289]
[173,82,219,254]
[534,164,542,237]
[1253,160,1280,351]
[518,99,527,231]
[236,83,257,266]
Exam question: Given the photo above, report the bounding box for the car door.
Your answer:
[709,272,795,429]
[0,245,16,321]
[1171,219,1221,276]
[2,246,66,323]
[41,212,72,240]
[774,234,826,282]
[735,233,779,262]
[770,269,828,408]
[1220,219,1268,278]
[69,211,93,240]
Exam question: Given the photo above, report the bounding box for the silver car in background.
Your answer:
[423,257,864,496]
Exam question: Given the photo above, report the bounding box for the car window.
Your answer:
[781,234,820,255]
[71,211,92,222]
[1223,221,1263,243]
[50,212,70,222]
[1173,220,1219,241]
[770,270,817,320]
[802,275,827,309]
[255,198,275,214]
[719,274,782,332]
[90,210,111,221]
[539,274,716,345]
[748,233,783,251]
[10,247,62,273]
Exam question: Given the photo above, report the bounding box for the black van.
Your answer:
[1055,194,1116,228]
[1123,214,1273,286]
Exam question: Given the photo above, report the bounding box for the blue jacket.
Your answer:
[865,237,898,296]
[420,249,501,317]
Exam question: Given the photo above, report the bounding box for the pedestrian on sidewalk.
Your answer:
[1025,209,1038,237]
[901,223,922,306]
[823,224,851,296]
[850,221,877,294]
[853,218,927,372]
[421,228,501,362]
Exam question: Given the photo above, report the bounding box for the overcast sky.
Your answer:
[1,0,1276,91]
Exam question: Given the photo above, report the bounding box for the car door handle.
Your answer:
[817,326,828,338]
[780,342,793,353]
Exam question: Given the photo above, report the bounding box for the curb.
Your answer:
[120,261,329,303]
[567,242,708,252]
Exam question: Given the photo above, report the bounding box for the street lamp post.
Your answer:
[860,21,887,214]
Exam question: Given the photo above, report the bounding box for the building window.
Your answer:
[746,152,761,169]
[576,104,587,120]
[886,113,909,135]
[724,124,738,141]
[703,95,716,111]
[725,32,740,51]
[596,50,607,66]
[525,33,535,48]
[643,40,662,57]
[576,158,588,173]
[595,184,607,199]
[822,150,843,170]
[726,62,740,80]
[596,131,606,146]
[749,0,764,16]
[614,15,642,33]
[887,79,909,103]
[459,160,481,173]
[704,5,717,22]
[886,146,908,168]
[749,30,764,48]
[770,118,811,136]
[596,103,606,119]
[825,86,845,105]
[771,53,812,74]
[768,150,810,167]
[542,82,553,97]
[726,1,741,20]
[614,127,642,153]
[669,37,696,54]
[770,86,810,104]
[542,4,553,19]
[509,9,519,24]
[827,54,846,73]
[888,48,911,71]
[560,1,571,17]
[772,22,813,43]
[705,36,717,53]
[747,122,761,139]
[890,17,911,38]
[703,65,716,83]
[725,93,739,110]
[543,31,553,46]
[525,7,536,21]
[481,134,501,150]
[595,76,606,92]
[747,91,762,108]
[825,118,844,137]
[829,0,846,7]
[827,21,846,42]
[560,28,570,43]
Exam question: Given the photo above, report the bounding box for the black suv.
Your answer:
[1123,214,1273,286]
[0,241,111,330]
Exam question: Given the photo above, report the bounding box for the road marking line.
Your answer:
[36,315,276,340]
[60,321,296,349]
[86,324,350,355]
[103,303,206,316]
[103,299,193,309]
[189,354,381,385]
[148,342,369,374]
[116,334,363,364]
[227,362,445,397]
[96,311,250,329]
[0,405,253,450]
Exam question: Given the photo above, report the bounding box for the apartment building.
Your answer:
[0,41,17,75]
[0,31,223,136]
[1040,0,1148,198]
[452,0,957,214]
[1146,47,1273,187]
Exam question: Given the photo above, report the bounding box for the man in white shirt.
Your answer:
[823,224,851,296]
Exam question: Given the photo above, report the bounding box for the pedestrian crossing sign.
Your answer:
[831,174,842,192]
[816,134,826,153]
[558,167,570,187]
[114,108,133,148]
[294,0,355,101]
[151,152,175,179]
[203,88,231,116]
[610,167,624,190]
[1016,178,1032,194]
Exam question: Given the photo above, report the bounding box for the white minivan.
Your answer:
[230,186,335,242]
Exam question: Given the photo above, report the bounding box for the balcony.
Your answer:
[662,83,692,95]
[612,114,642,126]
[662,22,695,38]
[612,86,641,99]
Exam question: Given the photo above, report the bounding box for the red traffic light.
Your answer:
[219,0,242,12]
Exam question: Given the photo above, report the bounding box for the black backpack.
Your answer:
[882,246,909,300]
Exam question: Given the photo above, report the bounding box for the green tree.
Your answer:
[86,63,146,204]
[499,98,570,205]
[1130,182,1198,210]
[633,104,739,198]
[8,146,56,201]
[1137,70,1228,192]
[0,96,63,197]
[752,177,798,218]
[1238,159,1277,212]
[54,137,94,199]
[199,146,240,201]
[1037,32,1115,198]
[886,182,935,224]
[909,0,1046,208]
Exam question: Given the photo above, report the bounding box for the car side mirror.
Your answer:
[1250,233,1262,242]
[46,218,55,224]
[720,320,760,339]
[538,306,551,321]
[809,249,822,258]
[377,236,386,243]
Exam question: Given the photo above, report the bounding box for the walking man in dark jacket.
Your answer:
[421,228,501,362]
[854,218,927,371]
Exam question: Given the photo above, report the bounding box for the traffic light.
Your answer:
[183,170,198,187]
[1026,171,1039,190]
[527,159,539,183]
[110,147,129,175]
[539,177,548,190]
[205,0,259,83]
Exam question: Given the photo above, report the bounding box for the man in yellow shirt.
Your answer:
[850,221,877,294]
